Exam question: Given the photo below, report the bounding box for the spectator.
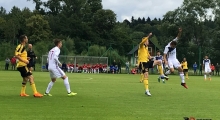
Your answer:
[87,63,91,73]
[46,62,48,70]
[114,65,118,73]
[215,63,220,76]
[125,61,130,74]
[131,68,137,74]
[83,63,88,73]
[62,62,67,72]
[199,64,202,75]
[76,63,79,72]
[103,64,107,73]
[109,65,115,73]
[99,63,103,73]
[118,61,121,73]
[5,57,10,70]
[11,56,16,70]
[112,60,117,67]
[193,62,197,75]
[211,64,215,75]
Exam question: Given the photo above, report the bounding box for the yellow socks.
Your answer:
[20,85,26,94]
[30,83,38,94]
[140,73,144,82]
[186,72,189,79]
[143,78,149,90]
[158,65,164,75]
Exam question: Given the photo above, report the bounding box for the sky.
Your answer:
[0,0,184,21]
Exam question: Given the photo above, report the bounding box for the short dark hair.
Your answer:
[54,39,62,46]
[19,35,27,42]
[157,51,160,53]
[170,41,177,46]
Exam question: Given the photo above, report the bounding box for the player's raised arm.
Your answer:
[177,28,182,39]
[173,28,182,42]
[140,33,152,45]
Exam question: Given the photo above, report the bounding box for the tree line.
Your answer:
[0,0,220,67]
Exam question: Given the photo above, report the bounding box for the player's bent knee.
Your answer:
[62,75,67,80]
[51,78,56,82]
[155,60,160,65]
[170,69,175,73]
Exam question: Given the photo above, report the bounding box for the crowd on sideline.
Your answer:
[44,59,132,74]
[45,62,108,73]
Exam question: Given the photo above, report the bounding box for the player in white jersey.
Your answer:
[44,39,77,96]
[203,56,211,81]
[163,28,188,89]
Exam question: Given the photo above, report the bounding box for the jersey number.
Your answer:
[50,51,54,60]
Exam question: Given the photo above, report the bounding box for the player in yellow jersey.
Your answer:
[181,58,189,79]
[15,35,43,97]
[138,33,168,96]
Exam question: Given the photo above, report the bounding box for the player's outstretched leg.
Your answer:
[44,79,55,96]
[177,67,188,89]
[62,76,77,96]
[153,60,169,80]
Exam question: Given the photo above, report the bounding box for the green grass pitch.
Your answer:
[0,71,219,120]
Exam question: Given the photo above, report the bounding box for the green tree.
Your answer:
[26,14,52,43]
[0,17,6,40]
[92,9,117,38]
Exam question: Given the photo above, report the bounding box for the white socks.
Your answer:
[179,72,185,83]
[46,81,54,94]
[204,74,207,79]
[64,77,71,93]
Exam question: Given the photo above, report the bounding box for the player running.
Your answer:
[15,35,43,97]
[155,51,166,83]
[44,39,77,96]
[163,28,188,89]
[138,33,168,96]
[181,58,189,79]
[203,56,212,81]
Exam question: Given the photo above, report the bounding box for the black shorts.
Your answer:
[27,62,34,68]
[139,61,154,73]
[183,69,188,72]
[17,66,32,77]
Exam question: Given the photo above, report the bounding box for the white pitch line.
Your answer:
[84,77,93,80]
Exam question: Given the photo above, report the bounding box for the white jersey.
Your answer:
[47,46,61,69]
[203,59,211,68]
[163,38,178,60]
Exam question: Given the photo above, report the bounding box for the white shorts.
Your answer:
[168,58,181,69]
[204,67,211,73]
[48,67,65,78]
